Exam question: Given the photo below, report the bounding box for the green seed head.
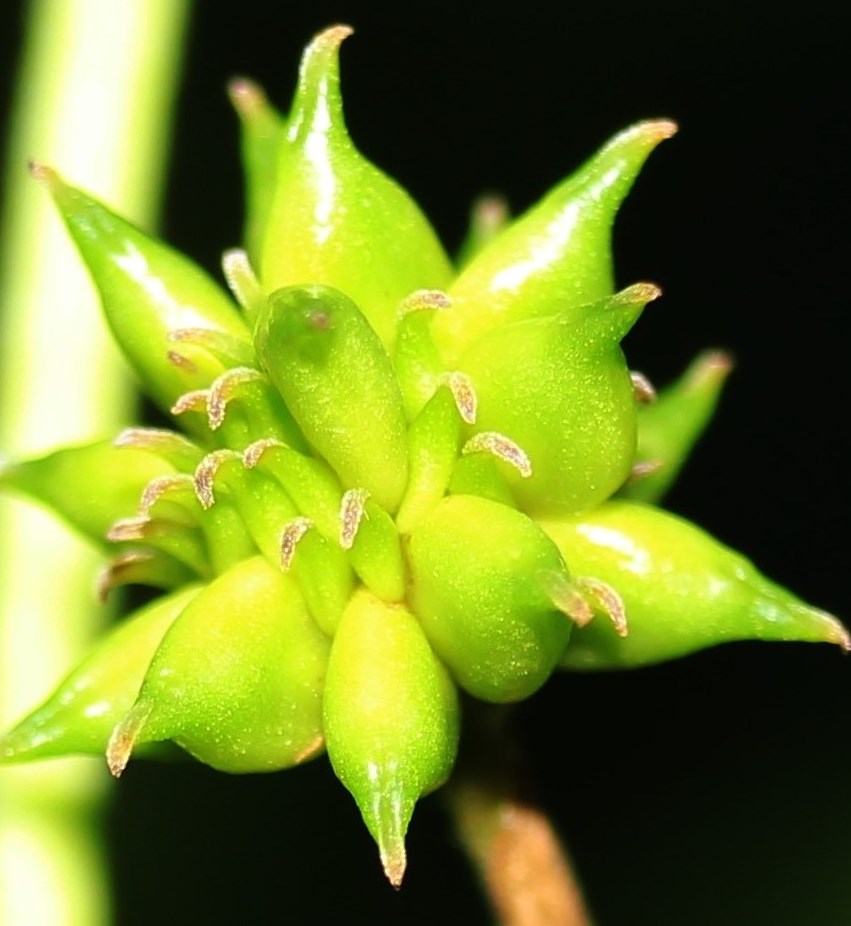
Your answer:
[1,23,845,887]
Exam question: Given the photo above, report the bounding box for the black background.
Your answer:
[2,2,850,924]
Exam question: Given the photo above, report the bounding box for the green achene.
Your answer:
[108,556,329,774]
[323,588,459,887]
[542,500,849,669]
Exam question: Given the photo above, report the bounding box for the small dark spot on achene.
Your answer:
[308,309,332,331]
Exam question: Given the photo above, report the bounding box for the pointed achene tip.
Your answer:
[381,842,408,890]
[642,118,679,141]
[471,193,510,227]
[0,453,16,485]
[617,281,663,306]
[630,370,657,404]
[629,459,664,482]
[599,118,677,158]
[820,610,851,653]
[688,349,736,387]
[222,248,263,313]
[313,23,355,48]
[106,702,151,778]
[171,388,209,417]
[398,288,452,317]
[27,160,58,185]
[339,487,370,550]
[280,516,314,571]
[297,24,354,107]
[365,787,410,887]
[0,716,38,763]
[226,76,268,117]
[0,733,17,764]
[96,549,155,603]
[242,436,286,469]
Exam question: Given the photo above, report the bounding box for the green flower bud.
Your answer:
[541,500,850,669]
[260,25,452,347]
[459,284,659,516]
[0,585,202,762]
[108,556,329,774]
[32,164,250,418]
[407,494,573,702]
[433,120,676,363]
[624,350,734,503]
[323,588,459,886]
[254,284,408,512]
[0,438,176,545]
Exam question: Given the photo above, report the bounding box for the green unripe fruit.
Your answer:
[227,77,287,268]
[0,438,177,546]
[0,585,202,763]
[193,450,353,634]
[345,497,406,602]
[260,26,452,348]
[34,166,250,418]
[407,494,573,702]
[433,120,676,363]
[460,284,658,516]
[395,386,462,534]
[108,556,329,774]
[389,288,454,422]
[323,588,459,886]
[254,284,409,512]
[541,501,850,669]
[624,350,734,504]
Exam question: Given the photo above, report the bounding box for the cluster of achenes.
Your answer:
[1,26,846,885]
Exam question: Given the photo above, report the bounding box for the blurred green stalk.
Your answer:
[0,2,190,923]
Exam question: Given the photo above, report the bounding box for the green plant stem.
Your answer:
[0,2,190,923]
[447,703,594,926]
